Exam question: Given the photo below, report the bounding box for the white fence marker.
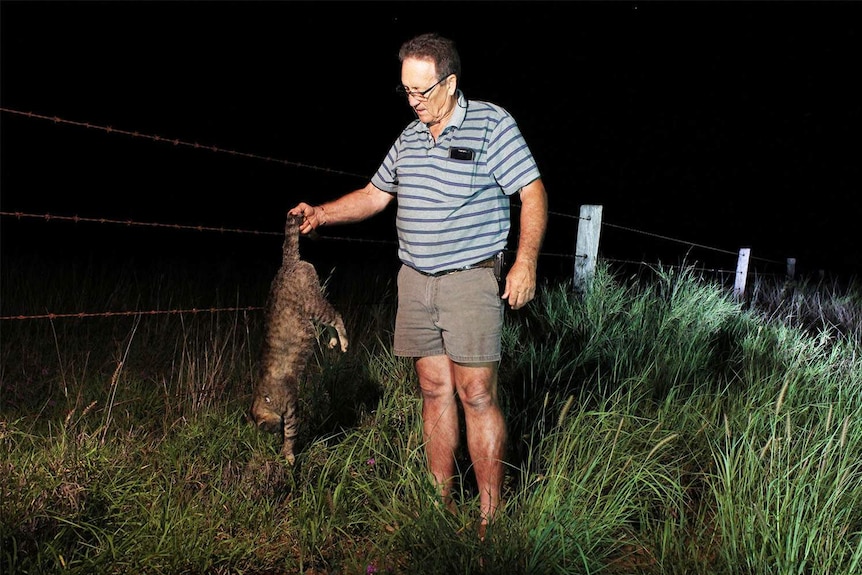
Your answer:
[734,248,751,302]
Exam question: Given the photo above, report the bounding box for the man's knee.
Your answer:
[458,379,498,411]
[416,356,456,397]
[419,377,455,401]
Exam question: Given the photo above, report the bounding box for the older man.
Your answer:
[290,32,548,535]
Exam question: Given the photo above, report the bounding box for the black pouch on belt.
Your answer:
[494,251,505,284]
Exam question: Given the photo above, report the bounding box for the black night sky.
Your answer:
[2,1,861,279]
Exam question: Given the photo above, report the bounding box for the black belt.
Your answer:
[413,254,500,278]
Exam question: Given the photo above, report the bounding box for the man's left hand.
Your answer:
[501,260,537,310]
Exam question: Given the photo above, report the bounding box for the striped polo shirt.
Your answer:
[371,90,541,274]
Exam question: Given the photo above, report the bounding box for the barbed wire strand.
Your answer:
[0,107,367,180]
[1,208,783,265]
[1,307,263,322]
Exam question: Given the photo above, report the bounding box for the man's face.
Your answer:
[400,57,454,126]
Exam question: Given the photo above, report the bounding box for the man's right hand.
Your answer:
[289,203,326,235]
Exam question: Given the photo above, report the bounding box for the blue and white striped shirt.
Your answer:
[371,90,541,274]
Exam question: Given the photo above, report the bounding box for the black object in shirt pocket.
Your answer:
[449,147,475,161]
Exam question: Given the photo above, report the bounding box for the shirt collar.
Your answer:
[415,90,468,134]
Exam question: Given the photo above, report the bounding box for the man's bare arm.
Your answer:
[290,182,394,235]
[502,178,548,310]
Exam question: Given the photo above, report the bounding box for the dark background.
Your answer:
[2,0,861,281]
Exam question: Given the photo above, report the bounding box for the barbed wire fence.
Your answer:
[1,107,796,322]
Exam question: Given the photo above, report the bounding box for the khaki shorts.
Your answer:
[394,264,504,363]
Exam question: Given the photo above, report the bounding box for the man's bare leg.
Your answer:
[453,361,506,535]
[416,355,459,513]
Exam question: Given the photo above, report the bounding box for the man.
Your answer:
[290,32,547,534]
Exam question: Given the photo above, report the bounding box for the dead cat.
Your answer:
[250,213,348,464]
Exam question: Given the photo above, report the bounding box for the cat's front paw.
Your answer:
[329,336,348,353]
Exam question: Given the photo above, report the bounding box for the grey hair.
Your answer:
[398,32,461,80]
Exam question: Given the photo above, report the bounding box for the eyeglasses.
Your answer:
[395,74,451,102]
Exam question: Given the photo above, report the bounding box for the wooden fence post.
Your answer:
[733,247,751,303]
[573,204,602,295]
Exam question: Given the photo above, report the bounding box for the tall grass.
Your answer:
[2,255,860,574]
